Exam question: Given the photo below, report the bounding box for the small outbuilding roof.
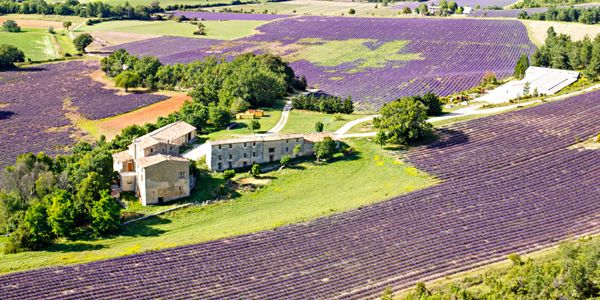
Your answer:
[112,150,133,162]
[137,154,189,168]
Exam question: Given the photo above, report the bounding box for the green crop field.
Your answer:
[0,139,436,274]
[78,19,267,40]
[282,110,365,134]
[0,29,74,61]
[215,1,401,17]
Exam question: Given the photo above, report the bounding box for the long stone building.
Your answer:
[205,133,333,171]
[112,121,196,205]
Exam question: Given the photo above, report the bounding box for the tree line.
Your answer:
[291,93,354,114]
[519,6,600,24]
[0,0,162,20]
[512,0,591,8]
[531,26,600,79]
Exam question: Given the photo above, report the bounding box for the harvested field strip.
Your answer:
[0,87,597,299]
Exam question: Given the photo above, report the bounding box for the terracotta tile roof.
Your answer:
[303,133,335,143]
[134,121,196,149]
[112,150,133,162]
[137,154,190,168]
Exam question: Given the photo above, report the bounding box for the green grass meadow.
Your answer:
[79,19,266,40]
[0,28,71,61]
[282,110,365,134]
[0,139,436,274]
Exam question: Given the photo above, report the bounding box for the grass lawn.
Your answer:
[0,28,64,61]
[78,19,267,40]
[0,139,436,274]
[203,102,285,140]
[281,110,365,134]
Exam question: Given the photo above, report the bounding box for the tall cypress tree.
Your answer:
[514,53,530,79]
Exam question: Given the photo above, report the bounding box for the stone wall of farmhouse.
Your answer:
[209,138,315,171]
[138,160,190,205]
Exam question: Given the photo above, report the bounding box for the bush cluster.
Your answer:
[292,93,354,114]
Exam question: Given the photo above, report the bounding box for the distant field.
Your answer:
[49,0,240,6]
[521,19,600,46]
[0,139,436,274]
[215,0,400,17]
[0,28,66,61]
[78,19,267,40]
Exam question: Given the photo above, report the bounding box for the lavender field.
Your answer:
[2,88,598,299]
[0,60,167,167]
[392,0,516,9]
[106,17,536,109]
[469,7,547,17]
[172,11,290,21]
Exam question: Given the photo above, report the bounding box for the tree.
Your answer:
[251,164,261,177]
[0,44,25,69]
[418,3,429,15]
[523,81,531,96]
[374,97,432,145]
[114,70,141,92]
[401,7,412,14]
[209,105,232,129]
[74,172,107,224]
[223,169,235,181]
[514,53,529,79]
[374,130,387,148]
[280,155,291,167]
[48,26,55,34]
[250,120,261,133]
[8,201,53,252]
[73,33,93,52]
[47,190,74,237]
[194,22,206,35]
[315,121,324,133]
[293,144,302,157]
[348,8,356,15]
[62,21,72,31]
[314,137,336,161]
[1,20,21,32]
[91,190,121,235]
[381,287,394,300]
[417,92,443,116]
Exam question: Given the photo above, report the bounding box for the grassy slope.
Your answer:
[215,1,401,17]
[281,110,365,134]
[0,29,61,61]
[205,102,284,140]
[78,19,266,40]
[0,139,436,274]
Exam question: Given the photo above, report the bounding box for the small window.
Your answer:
[179,171,186,179]
[253,152,256,157]
[218,163,222,169]
[229,144,232,148]
[228,162,233,169]
[243,161,247,167]
[218,145,222,149]
[218,155,222,160]
[244,142,247,147]
[150,148,154,153]
[126,181,132,185]
[286,147,289,152]
[253,142,256,146]
[269,148,275,153]
[243,153,247,158]
[296,138,300,142]
[229,154,232,160]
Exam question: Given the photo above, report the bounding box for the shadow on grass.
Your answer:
[45,242,106,253]
[119,217,170,237]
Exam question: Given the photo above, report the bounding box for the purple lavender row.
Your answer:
[1,88,598,299]
[392,0,517,9]
[172,10,290,21]
[0,60,167,167]
[469,7,547,17]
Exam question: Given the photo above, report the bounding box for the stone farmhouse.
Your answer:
[112,121,196,206]
[205,133,333,171]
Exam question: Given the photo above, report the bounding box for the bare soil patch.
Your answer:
[95,93,191,139]
[88,31,159,51]
[0,17,63,29]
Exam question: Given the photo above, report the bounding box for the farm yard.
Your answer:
[0,60,168,167]
[1,83,597,298]
[105,17,536,109]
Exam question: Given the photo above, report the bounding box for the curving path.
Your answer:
[1,87,598,300]
[267,100,293,134]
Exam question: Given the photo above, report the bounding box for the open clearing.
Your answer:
[79,19,267,40]
[521,19,600,46]
[216,0,400,17]
[282,110,366,133]
[0,139,436,274]
[0,28,66,61]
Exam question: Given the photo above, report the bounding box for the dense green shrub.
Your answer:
[0,44,25,69]
[374,97,432,146]
[1,20,20,32]
[292,94,354,114]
